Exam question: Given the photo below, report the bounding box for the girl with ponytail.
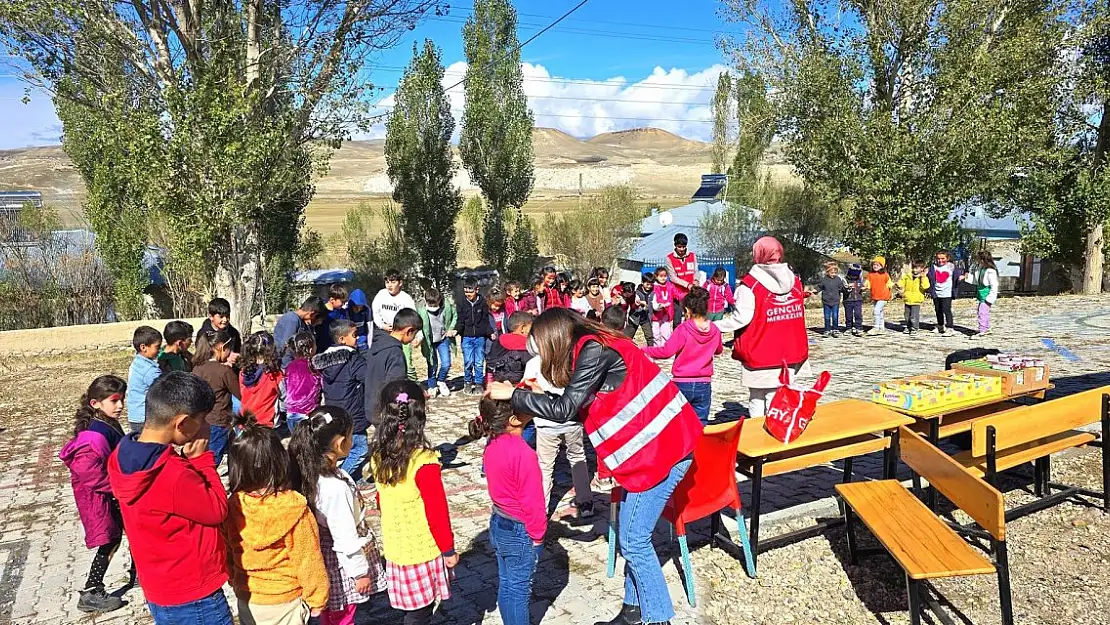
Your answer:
[368,380,455,625]
[224,413,328,624]
[288,407,384,625]
[59,375,130,614]
[192,328,241,467]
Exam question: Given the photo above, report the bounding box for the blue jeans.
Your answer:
[675,381,712,426]
[286,412,308,434]
[147,589,233,625]
[461,336,486,385]
[845,300,863,330]
[489,514,541,625]
[340,433,368,482]
[822,304,840,331]
[427,340,452,388]
[621,458,692,623]
[208,425,229,467]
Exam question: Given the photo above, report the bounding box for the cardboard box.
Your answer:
[951,361,1050,396]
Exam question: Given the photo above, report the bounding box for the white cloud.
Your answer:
[362,61,728,141]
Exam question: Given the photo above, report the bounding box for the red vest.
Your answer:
[667,251,698,299]
[733,274,809,369]
[576,335,702,492]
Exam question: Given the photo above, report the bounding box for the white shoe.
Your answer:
[427,386,439,399]
[438,382,451,398]
[969,332,984,340]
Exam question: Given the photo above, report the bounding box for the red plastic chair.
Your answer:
[605,420,756,606]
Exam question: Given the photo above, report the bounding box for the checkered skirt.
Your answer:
[319,525,387,612]
[385,557,452,611]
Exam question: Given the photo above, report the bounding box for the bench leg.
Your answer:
[995,539,1015,625]
[906,576,923,625]
[844,503,858,566]
[1033,458,1044,498]
[884,428,901,479]
[927,419,940,511]
[1043,456,1053,496]
[749,458,764,567]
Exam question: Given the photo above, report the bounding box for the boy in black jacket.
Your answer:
[456,278,491,395]
[312,320,369,479]
[629,273,656,346]
[486,312,532,385]
[364,308,422,425]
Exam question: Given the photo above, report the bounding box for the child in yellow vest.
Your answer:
[369,380,456,625]
[288,407,386,625]
[897,261,931,336]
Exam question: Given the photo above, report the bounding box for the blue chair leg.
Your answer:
[607,499,618,578]
[677,534,696,607]
[736,510,757,578]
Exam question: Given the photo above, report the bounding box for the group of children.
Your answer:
[60,237,1005,625]
[811,250,1000,339]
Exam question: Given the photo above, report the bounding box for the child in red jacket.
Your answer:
[240,331,284,427]
[108,372,232,624]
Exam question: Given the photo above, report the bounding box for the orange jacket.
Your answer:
[865,271,894,301]
[224,490,329,609]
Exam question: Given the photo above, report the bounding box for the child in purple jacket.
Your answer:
[59,375,134,614]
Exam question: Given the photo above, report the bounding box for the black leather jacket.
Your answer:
[510,340,627,423]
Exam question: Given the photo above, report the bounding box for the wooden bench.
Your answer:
[950,387,1109,520]
[837,426,1013,625]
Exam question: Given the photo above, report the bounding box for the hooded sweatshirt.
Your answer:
[486,333,529,384]
[643,318,723,382]
[240,367,282,427]
[224,490,329,610]
[363,327,408,426]
[715,263,812,388]
[347,289,371,350]
[314,345,367,430]
[108,436,228,606]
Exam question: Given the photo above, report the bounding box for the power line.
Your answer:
[447,6,733,36]
[427,16,719,46]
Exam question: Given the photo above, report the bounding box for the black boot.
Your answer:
[594,604,641,625]
[77,587,124,613]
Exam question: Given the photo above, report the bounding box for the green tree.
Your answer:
[711,72,733,174]
[542,186,645,278]
[722,0,1064,261]
[460,0,536,270]
[725,71,775,205]
[506,212,540,282]
[1012,7,1110,293]
[386,40,463,290]
[1,0,439,329]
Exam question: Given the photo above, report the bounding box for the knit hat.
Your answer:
[847,263,862,280]
[871,256,886,268]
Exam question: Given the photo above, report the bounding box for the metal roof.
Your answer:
[628,200,732,262]
[955,206,1028,240]
[290,268,355,285]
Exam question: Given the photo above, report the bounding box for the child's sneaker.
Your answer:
[577,500,596,519]
[437,381,451,398]
[77,587,124,614]
[902,327,912,335]
[464,382,474,395]
[830,330,841,338]
[427,386,439,399]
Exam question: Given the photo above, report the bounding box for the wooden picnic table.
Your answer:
[880,385,1052,509]
[720,399,914,569]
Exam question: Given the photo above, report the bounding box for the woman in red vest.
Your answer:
[488,308,702,625]
[716,236,811,417]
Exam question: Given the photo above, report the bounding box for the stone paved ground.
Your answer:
[0,295,1108,624]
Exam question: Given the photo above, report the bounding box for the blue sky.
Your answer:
[0,0,734,149]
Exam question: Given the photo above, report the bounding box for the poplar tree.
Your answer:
[386,40,463,290]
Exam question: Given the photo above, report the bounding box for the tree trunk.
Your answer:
[214,224,262,334]
[1082,222,1104,295]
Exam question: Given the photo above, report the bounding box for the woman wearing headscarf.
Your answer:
[488,308,702,625]
[716,236,811,417]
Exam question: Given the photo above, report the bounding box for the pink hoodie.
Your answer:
[704,280,735,314]
[651,280,677,323]
[644,318,723,382]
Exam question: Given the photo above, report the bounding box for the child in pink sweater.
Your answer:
[479,397,545,625]
[650,266,677,343]
[644,286,722,426]
[704,267,735,321]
